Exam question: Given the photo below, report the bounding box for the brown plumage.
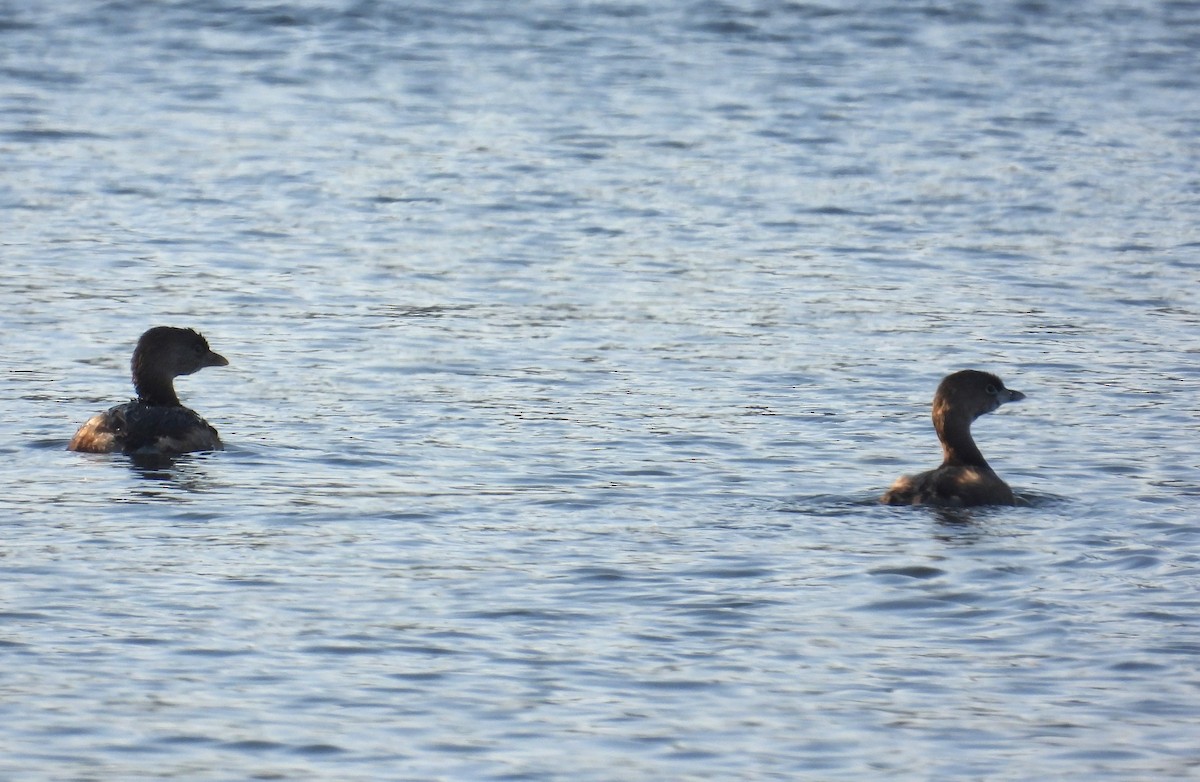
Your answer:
[882,370,1024,507]
[68,327,229,457]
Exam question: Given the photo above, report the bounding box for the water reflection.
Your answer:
[126,453,219,496]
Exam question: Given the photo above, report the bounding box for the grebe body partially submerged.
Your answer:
[68,327,228,457]
[882,370,1024,507]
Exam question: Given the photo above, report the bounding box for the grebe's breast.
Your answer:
[68,401,222,456]
[883,464,1014,507]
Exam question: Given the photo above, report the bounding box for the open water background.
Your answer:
[3,1,1200,779]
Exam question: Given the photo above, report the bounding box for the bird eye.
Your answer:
[985,384,998,395]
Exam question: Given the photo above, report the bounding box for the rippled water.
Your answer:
[3,1,1200,779]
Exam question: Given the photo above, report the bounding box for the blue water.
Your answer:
[3,1,1200,779]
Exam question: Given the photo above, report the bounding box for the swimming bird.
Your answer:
[882,370,1024,507]
[68,326,229,456]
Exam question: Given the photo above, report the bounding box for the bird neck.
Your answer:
[134,373,181,406]
[935,409,988,469]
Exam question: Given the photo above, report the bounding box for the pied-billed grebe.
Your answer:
[68,326,229,456]
[882,370,1024,507]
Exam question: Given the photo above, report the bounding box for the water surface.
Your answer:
[3,1,1200,779]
